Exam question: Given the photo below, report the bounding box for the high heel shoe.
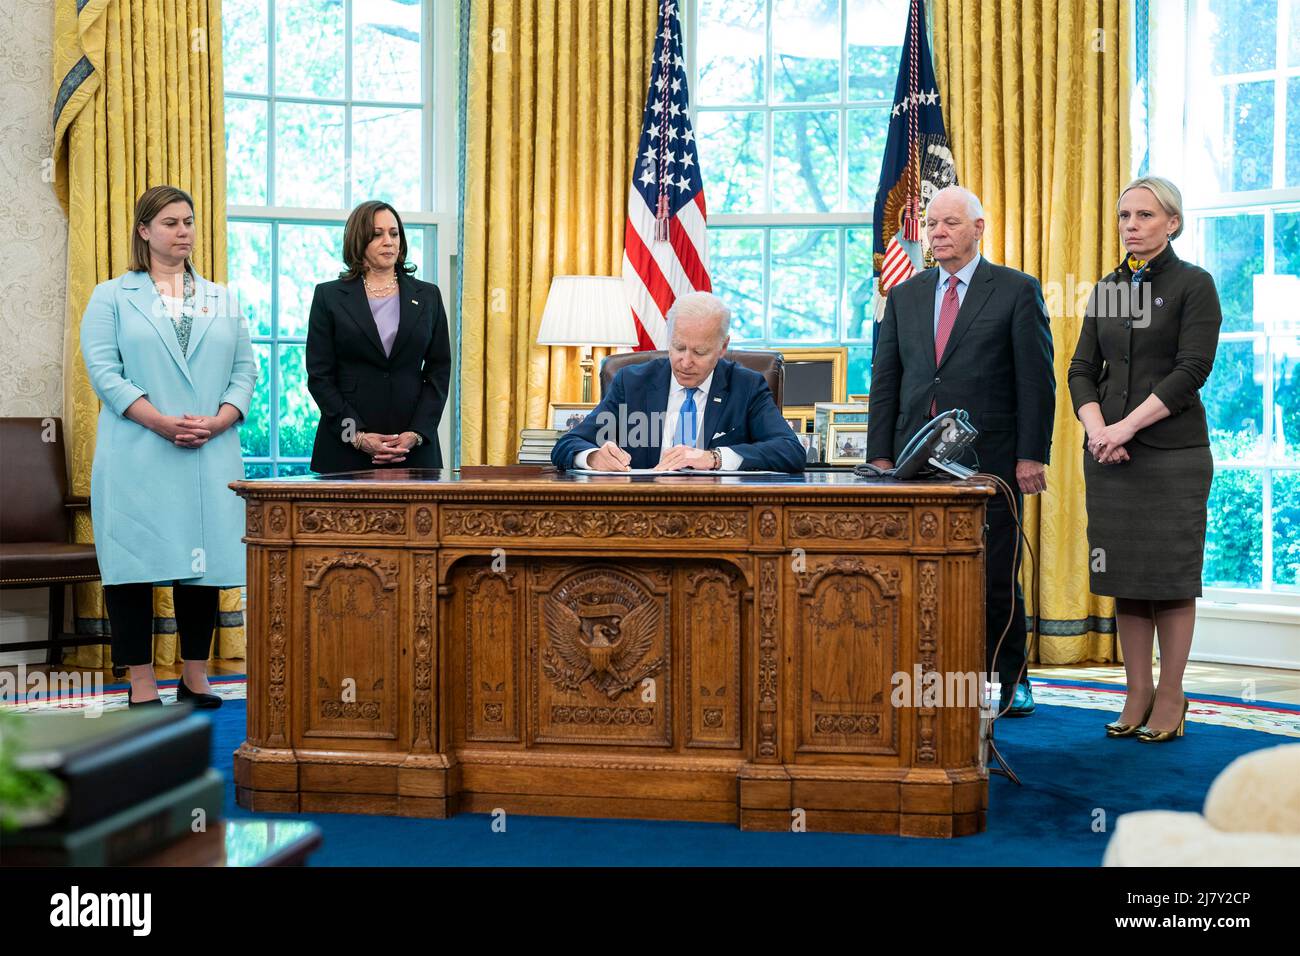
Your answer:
[175,674,223,710]
[127,686,162,708]
[1136,695,1189,743]
[1105,693,1154,737]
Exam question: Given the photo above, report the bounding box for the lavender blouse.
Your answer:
[368,295,400,356]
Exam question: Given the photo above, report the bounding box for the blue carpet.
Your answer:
[201,700,1285,866]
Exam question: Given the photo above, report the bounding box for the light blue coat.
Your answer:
[80,269,258,586]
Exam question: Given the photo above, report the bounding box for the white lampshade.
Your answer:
[536,275,639,347]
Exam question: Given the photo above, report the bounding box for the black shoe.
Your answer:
[175,674,222,709]
[127,686,162,708]
[1002,681,1035,717]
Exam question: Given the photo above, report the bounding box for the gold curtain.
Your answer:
[460,0,660,465]
[930,0,1131,663]
[52,0,244,667]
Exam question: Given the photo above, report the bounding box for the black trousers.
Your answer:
[985,488,1029,691]
[102,583,219,666]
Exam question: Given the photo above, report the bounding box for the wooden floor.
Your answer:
[4,658,1299,704]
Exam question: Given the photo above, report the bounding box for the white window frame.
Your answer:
[1150,0,1300,606]
[225,0,459,475]
[686,0,905,347]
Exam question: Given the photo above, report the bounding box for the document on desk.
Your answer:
[578,468,787,476]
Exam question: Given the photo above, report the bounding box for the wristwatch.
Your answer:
[410,432,424,447]
[710,448,722,470]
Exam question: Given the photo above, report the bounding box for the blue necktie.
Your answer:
[676,387,698,447]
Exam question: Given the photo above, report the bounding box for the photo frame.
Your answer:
[826,423,869,465]
[549,402,596,433]
[777,347,849,406]
[796,431,821,461]
[782,404,813,436]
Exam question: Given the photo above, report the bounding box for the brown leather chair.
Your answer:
[0,418,100,664]
[599,349,785,407]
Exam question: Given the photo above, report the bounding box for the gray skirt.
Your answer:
[1083,441,1213,600]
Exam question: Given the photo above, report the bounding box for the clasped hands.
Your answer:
[354,431,420,465]
[587,441,717,472]
[153,408,239,449]
[1087,420,1135,466]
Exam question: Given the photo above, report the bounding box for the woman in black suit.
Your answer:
[306,201,451,472]
[1068,176,1222,743]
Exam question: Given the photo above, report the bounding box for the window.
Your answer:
[1153,0,1300,596]
[689,0,911,394]
[222,0,457,477]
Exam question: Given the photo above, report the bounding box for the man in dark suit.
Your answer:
[866,186,1055,716]
[552,292,805,474]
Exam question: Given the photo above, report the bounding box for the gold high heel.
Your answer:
[1136,695,1189,743]
[1105,693,1155,738]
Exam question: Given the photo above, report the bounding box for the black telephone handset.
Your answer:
[856,409,980,481]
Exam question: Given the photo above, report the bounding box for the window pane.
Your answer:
[228,220,273,337]
[772,110,839,212]
[1219,81,1274,192]
[846,344,871,396]
[1205,339,1264,459]
[697,111,765,213]
[769,0,842,104]
[277,344,317,459]
[274,103,345,208]
[404,227,427,278]
[243,462,272,479]
[241,343,272,458]
[223,0,268,95]
[275,0,345,98]
[1273,470,1300,589]
[1292,0,1300,65]
[1207,0,1277,74]
[1277,211,1300,275]
[353,0,423,102]
[772,0,840,103]
[1275,348,1300,462]
[352,106,422,211]
[1199,213,1264,332]
[1204,467,1263,588]
[1288,78,1300,187]
[225,97,268,205]
[847,0,907,101]
[696,0,764,104]
[709,229,764,340]
[770,228,838,340]
[847,108,890,209]
[277,462,315,477]
[844,227,877,339]
[278,223,344,338]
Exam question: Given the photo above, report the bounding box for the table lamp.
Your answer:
[536,276,639,403]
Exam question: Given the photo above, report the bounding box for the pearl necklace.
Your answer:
[363,271,397,297]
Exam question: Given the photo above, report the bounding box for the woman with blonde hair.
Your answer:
[1068,176,1222,742]
[81,184,258,707]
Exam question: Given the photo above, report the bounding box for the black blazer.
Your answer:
[305,273,451,473]
[1068,245,1221,449]
[866,257,1056,483]
[551,357,806,473]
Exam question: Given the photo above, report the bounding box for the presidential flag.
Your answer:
[872,0,956,319]
[622,0,711,351]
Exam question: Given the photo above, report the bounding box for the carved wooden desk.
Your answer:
[232,470,992,836]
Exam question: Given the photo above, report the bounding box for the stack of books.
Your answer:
[4,707,222,866]
[518,428,564,464]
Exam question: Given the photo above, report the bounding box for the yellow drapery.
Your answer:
[460,0,659,465]
[930,0,1131,663]
[52,0,244,667]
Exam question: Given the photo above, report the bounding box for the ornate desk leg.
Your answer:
[739,554,792,830]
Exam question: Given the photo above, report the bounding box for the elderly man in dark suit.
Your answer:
[552,292,805,474]
[866,186,1055,716]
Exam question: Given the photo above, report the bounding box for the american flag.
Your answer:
[622,0,710,352]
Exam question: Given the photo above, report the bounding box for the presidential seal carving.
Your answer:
[542,582,664,700]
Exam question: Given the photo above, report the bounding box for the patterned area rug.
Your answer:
[1,675,248,715]
[5,675,1298,736]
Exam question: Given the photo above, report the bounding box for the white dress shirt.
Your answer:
[575,368,743,470]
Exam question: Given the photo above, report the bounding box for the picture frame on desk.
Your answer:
[826,423,869,465]
[781,404,813,436]
[549,402,596,433]
[796,431,821,461]
[776,347,848,408]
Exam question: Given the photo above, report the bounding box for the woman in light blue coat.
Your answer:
[81,185,258,708]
